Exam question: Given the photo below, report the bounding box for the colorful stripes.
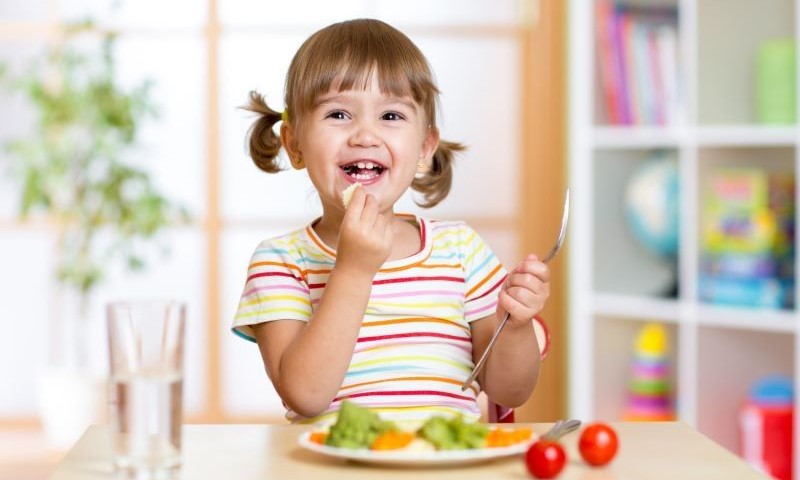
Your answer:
[232,215,506,424]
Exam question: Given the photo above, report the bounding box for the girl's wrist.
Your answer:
[330,263,377,286]
[501,313,536,330]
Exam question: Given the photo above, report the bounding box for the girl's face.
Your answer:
[283,76,439,217]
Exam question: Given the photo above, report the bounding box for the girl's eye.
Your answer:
[382,111,406,121]
[326,110,348,120]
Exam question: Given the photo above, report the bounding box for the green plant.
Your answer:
[1,22,188,319]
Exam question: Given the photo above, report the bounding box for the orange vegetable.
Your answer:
[309,432,328,445]
[485,427,533,448]
[370,431,415,450]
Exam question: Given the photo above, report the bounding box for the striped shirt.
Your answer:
[232,214,507,425]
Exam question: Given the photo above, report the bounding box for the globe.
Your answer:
[624,154,680,259]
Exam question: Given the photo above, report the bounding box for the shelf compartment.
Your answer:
[697,0,796,125]
[696,326,794,454]
[696,146,796,311]
[593,148,680,297]
[592,316,680,422]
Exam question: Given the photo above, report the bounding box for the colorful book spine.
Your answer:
[595,0,622,124]
[656,25,681,125]
[595,4,679,126]
[611,5,632,124]
[700,253,777,279]
[648,27,666,125]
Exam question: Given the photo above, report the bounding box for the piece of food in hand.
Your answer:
[525,440,566,479]
[578,422,619,466]
[341,182,362,208]
[325,400,397,449]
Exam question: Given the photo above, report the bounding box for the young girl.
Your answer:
[232,18,550,425]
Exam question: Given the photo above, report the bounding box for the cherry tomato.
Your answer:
[578,423,619,466]
[525,440,566,478]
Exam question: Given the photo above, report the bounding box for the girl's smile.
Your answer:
[340,159,386,184]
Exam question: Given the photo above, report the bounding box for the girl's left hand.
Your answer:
[497,254,550,326]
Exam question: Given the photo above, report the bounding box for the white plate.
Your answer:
[297,431,535,467]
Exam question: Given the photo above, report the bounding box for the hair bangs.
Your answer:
[287,19,439,123]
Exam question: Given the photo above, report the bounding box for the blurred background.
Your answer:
[8,0,798,478]
[0,1,566,477]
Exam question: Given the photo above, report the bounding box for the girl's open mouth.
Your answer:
[341,160,386,181]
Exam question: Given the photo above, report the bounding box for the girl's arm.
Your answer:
[253,266,374,417]
[254,189,392,418]
[470,254,549,407]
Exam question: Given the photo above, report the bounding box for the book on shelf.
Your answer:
[768,174,796,260]
[655,24,680,125]
[698,275,794,309]
[595,0,624,124]
[703,169,775,255]
[595,1,680,126]
[647,25,665,125]
[701,253,793,279]
[700,253,777,279]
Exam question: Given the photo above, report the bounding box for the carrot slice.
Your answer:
[309,432,327,444]
[370,431,415,450]
[485,427,533,448]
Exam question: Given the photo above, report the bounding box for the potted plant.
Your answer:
[0,22,188,448]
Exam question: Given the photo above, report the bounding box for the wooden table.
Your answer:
[48,422,767,479]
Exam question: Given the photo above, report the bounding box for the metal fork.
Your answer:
[461,189,570,391]
[541,418,582,441]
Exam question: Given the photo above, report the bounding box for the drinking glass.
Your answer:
[106,300,185,479]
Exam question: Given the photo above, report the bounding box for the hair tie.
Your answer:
[281,110,289,122]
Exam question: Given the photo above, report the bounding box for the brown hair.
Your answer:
[243,18,464,208]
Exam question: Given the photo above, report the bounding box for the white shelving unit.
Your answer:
[568,0,799,471]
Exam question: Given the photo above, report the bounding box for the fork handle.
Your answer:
[541,419,582,441]
[461,312,511,391]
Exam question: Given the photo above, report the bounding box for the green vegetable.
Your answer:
[418,415,489,450]
[325,401,397,449]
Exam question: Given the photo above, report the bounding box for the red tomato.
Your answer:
[525,440,566,478]
[578,423,619,466]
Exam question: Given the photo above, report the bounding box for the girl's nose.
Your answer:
[348,120,381,147]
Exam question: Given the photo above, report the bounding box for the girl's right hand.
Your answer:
[336,187,393,276]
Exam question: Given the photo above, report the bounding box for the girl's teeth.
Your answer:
[344,161,382,180]
[354,161,377,170]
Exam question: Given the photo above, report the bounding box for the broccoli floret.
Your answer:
[418,414,488,450]
[324,401,396,449]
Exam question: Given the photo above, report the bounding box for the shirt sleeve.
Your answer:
[460,224,508,322]
[231,236,312,342]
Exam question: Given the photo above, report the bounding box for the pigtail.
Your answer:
[242,91,284,173]
[411,139,466,208]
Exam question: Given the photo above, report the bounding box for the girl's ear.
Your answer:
[420,126,440,163]
[280,121,305,169]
